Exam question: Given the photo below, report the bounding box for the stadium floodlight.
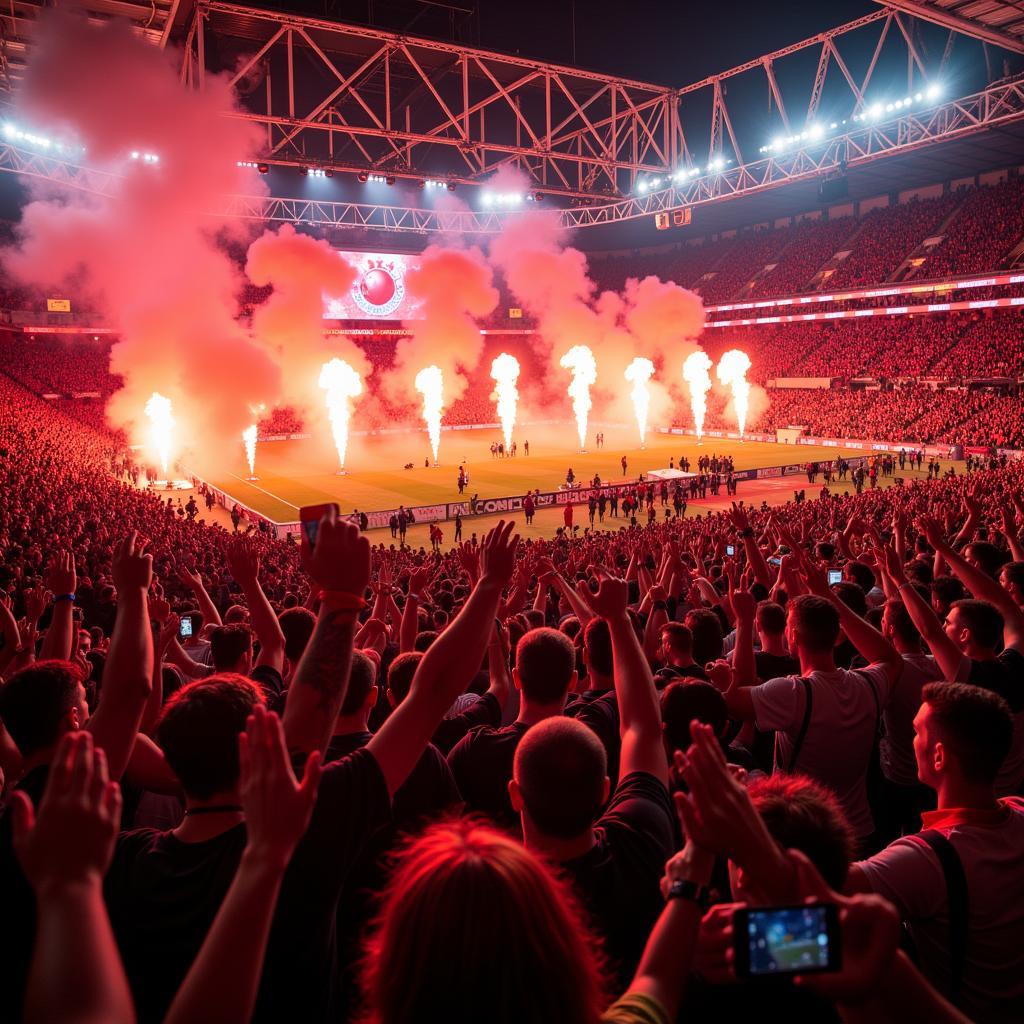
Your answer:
[808,123,825,140]
[868,103,884,120]
[926,82,941,100]
[637,179,648,193]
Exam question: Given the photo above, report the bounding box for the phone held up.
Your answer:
[178,615,193,639]
[299,503,340,551]
[827,569,843,587]
[733,903,841,979]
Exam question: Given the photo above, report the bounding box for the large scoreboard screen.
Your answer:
[324,250,424,320]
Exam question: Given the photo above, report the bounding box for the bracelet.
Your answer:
[53,593,76,604]
[319,591,368,612]
[739,527,754,538]
[666,878,711,909]
[652,600,668,611]
[408,592,422,602]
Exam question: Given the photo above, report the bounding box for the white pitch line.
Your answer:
[226,472,301,512]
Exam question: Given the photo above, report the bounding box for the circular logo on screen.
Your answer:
[352,259,405,317]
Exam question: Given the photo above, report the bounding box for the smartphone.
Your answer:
[768,556,782,566]
[726,544,736,556]
[299,503,340,550]
[179,615,193,639]
[827,569,843,586]
[733,903,841,978]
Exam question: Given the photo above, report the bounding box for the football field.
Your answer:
[201,422,942,548]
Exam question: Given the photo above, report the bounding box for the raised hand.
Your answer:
[479,520,520,589]
[23,586,49,625]
[456,542,481,584]
[730,580,757,621]
[226,536,261,588]
[45,549,77,595]
[177,562,204,590]
[917,514,947,552]
[238,706,321,868]
[10,732,122,891]
[587,567,630,620]
[150,596,172,625]
[300,505,371,598]
[112,532,153,592]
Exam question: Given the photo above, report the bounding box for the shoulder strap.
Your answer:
[915,830,969,1006]
[785,677,813,773]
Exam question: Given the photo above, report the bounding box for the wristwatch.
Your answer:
[666,878,711,909]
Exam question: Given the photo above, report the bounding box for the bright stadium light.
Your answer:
[637,179,648,193]
[808,123,825,140]
[926,82,941,100]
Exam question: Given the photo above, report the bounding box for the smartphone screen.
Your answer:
[299,503,340,550]
[179,616,193,639]
[827,569,843,586]
[726,544,736,556]
[734,904,840,978]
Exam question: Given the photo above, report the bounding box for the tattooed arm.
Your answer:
[282,509,371,756]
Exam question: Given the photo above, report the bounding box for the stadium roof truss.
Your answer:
[1,2,1024,231]
[179,1,680,201]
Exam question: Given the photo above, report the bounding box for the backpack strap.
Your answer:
[914,830,969,1006]
[782,677,813,773]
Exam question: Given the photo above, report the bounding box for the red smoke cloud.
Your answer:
[246,224,365,418]
[1,10,279,472]
[389,245,498,406]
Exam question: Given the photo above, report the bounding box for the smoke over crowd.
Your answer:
[0,10,760,474]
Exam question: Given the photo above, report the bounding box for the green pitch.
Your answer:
[204,422,896,529]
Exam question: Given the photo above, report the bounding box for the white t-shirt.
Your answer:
[857,799,1024,1023]
[880,652,942,787]
[750,663,893,839]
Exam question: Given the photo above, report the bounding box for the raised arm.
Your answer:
[282,509,370,756]
[177,563,222,628]
[39,550,76,663]
[880,545,966,681]
[921,515,1024,651]
[727,504,772,588]
[226,538,285,674]
[164,708,320,1024]
[368,521,518,797]
[588,569,667,784]
[11,732,135,1024]
[86,533,153,781]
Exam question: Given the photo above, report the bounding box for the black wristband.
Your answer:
[666,878,711,908]
[739,527,754,539]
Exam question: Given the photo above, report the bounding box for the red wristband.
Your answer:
[318,590,368,612]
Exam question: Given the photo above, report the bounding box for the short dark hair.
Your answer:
[583,618,613,678]
[279,607,316,662]
[660,679,727,751]
[831,581,867,619]
[1002,561,1024,591]
[156,674,263,799]
[788,594,840,654]
[513,717,607,838]
[340,651,377,716]
[684,608,724,664]
[755,601,786,636]
[931,575,965,610]
[387,652,423,704]
[883,599,920,645]
[950,599,1004,651]
[0,660,83,756]
[749,774,855,889]
[210,624,253,671]
[414,631,438,653]
[965,541,1005,580]
[660,622,693,657]
[922,681,1012,784]
[517,628,576,705]
[844,561,875,594]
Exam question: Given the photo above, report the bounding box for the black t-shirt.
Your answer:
[968,648,1024,712]
[250,664,286,713]
[657,662,709,682]
[754,650,800,681]
[0,764,50,1022]
[566,692,621,786]
[325,731,460,828]
[104,746,391,1024]
[446,721,529,831]
[559,771,676,994]
[431,691,502,755]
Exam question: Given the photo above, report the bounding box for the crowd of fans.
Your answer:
[0,333,118,396]
[749,215,857,297]
[1,354,1023,1021]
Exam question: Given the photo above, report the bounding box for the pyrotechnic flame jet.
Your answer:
[682,351,713,442]
[242,424,258,478]
[560,345,597,452]
[415,364,444,465]
[624,356,655,447]
[490,353,521,450]
[319,359,363,473]
[716,349,752,436]
[144,392,175,478]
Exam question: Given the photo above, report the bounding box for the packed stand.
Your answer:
[0,332,119,396]
[749,215,857,298]
[1,372,1023,1023]
[925,178,1024,279]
